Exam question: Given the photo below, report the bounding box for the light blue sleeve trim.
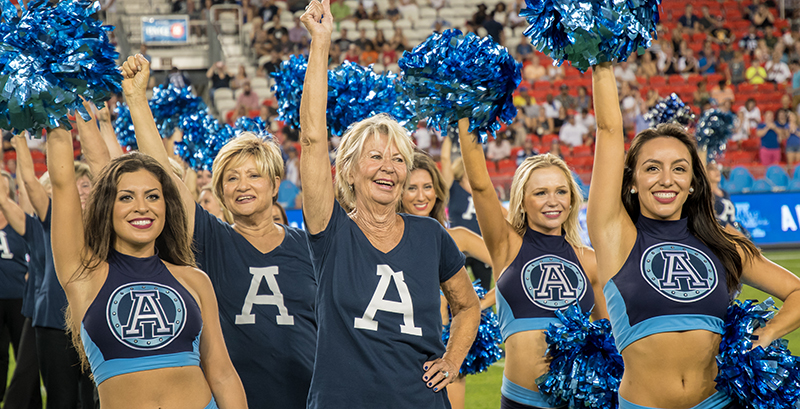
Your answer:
[496,288,558,341]
[604,281,725,352]
[501,375,565,409]
[81,324,202,385]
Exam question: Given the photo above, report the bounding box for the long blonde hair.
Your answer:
[335,114,415,212]
[507,154,585,249]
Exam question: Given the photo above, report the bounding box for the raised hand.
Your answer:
[120,54,151,98]
[301,0,333,40]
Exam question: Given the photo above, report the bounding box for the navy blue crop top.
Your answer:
[603,216,729,352]
[496,228,595,341]
[81,250,203,384]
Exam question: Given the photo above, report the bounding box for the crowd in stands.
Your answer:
[5,0,800,211]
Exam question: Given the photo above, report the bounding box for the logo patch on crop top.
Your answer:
[641,243,718,303]
[521,255,587,311]
[106,282,187,350]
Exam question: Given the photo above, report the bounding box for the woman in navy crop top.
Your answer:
[457,118,608,409]
[589,62,800,409]
[400,150,496,409]
[47,124,246,409]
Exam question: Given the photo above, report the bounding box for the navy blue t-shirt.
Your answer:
[448,182,480,234]
[757,123,783,149]
[0,221,29,299]
[306,201,465,409]
[193,204,316,409]
[22,214,46,319]
[33,202,66,330]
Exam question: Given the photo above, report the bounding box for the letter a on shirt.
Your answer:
[354,264,422,336]
[236,266,295,325]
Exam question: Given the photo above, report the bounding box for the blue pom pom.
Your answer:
[233,116,274,139]
[536,304,624,409]
[715,299,800,409]
[149,85,207,138]
[174,111,235,171]
[644,93,696,128]
[398,29,521,143]
[696,109,737,161]
[113,102,137,152]
[521,0,660,72]
[442,281,503,376]
[271,54,307,131]
[0,0,121,133]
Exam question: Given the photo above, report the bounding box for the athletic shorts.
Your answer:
[500,375,565,409]
[205,397,218,409]
[618,391,741,409]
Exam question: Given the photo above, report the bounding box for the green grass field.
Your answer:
[3,251,798,409]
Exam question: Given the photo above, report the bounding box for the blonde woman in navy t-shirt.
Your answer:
[299,2,481,408]
[589,62,800,409]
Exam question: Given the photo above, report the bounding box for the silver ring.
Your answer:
[442,371,449,379]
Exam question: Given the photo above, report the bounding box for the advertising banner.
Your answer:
[142,16,188,44]
[731,192,800,246]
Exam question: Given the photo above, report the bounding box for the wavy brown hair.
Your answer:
[622,123,759,293]
[398,150,448,226]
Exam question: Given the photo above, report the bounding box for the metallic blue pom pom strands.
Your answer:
[398,29,521,143]
[695,109,737,161]
[174,114,274,171]
[644,93,696,128]
[271,55,415,136]
[716,299,800,409]
[271,54,307,131]
[536,305,624,409]
[520,0,660,72]
[442,282,503,376]
[0,0,121,133]
[113,103,136,152]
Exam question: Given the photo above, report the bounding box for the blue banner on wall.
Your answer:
[142,16,188,44]
[731,192,800,246]
[286,209,304,230]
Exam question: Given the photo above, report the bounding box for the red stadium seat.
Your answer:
[738,83,756,93]
[668,75,685,85]
[485,159,497,172]
[742,138,760,151]
[497,159,517,173]
[649,76,666,87]
[573,145,592,157]
[542,134,559,146]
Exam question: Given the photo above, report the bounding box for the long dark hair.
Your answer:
[80,152,195,275]
[622,124,759,293]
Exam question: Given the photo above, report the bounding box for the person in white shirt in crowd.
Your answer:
[766,50,792,83]
[735,98,762,141]
[559,114,589,147]
[575,108,596,134]
[614,61,638,84]
[486,135,512,163]
[414,122,433,152]
[542,94,562,120]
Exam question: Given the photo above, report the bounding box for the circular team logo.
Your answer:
[521,255,587,311]
[640,243,718,303]
[106,282,186,350]
[170,23,185,39]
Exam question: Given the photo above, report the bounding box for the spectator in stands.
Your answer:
[575,86,591,112]
[344,44,361,63]
[171,0,186,13]
[267,15,289,44]
[790,59,800,103]
[735,98,762,141]
[720,42,735,63]
[757,110,787,164]
[746,60,769,84]
[397,0,418,20]
[764,26,780,49]
[516,138,538,166]
[361,42,380,65]
[354,28,372,49]
[729,50,747,84]
[482,12,504,45]
[778,94,794,117]
[620,82,640,136]
[261,49,282,74]
[693,80,712,108]
[289,17,309,46]
[258,0,279,25]
[374,29,387,48]
[369,3,383,20]
[534,108,552,136]
[486,135,512,163]
[492,3,508,25]
[637,51,658,79]
[787,112,800,166]
[658,41,679,75]
[711,79,735,105]
[386,0,401,22]
[284,145,300,187]
[234,81,260,113]
[552,106,568,133]
[576,107,596,134]
[751,3,775,29]
[330,0,352,21]
[547,63,565,82]
[644,89,659,109]
[231,65,249,89]
[766,50,793,83]
[353,3,369,21]
[742,0,761,22]
[391,27,410,51]
[523,54,546,83]
[543,93,562,119]
[614,61,637,84]
[740,25,760,56]
[677,48,700,74]
[165,66,191,88]
[381,42,397,65]
[329,43,343,67]
[698,41,718,74]
[513,87,539,131]
[472,3,488,27]
[698,5,721,34]
[413,122,432,152]
[555,84,576,111]
[508,0,526,28]
[206,61,233,102]
[515,35,533,59]
[678,4,701,33]
[336,28,352,51]
[754,39,772,64]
